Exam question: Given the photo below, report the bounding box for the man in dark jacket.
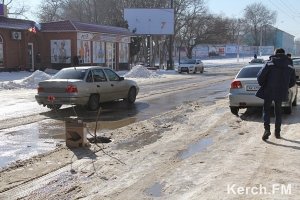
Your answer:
[256,48,296,141]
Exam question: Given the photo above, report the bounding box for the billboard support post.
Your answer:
[168,0,174,70]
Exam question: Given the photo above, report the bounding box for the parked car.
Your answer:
[176,59,204,74]
[249,58,265,64]
[35,66,139,110]
[292,58,300,83]
[229,64,298,115]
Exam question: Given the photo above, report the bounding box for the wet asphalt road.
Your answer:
[0,67,238,169]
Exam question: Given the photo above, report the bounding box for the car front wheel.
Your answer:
[126,87,137,104]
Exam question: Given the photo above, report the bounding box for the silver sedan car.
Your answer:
[293,58,300,82]
[229,64,298,115]
[177,59,204,74]
[35,66,139,110]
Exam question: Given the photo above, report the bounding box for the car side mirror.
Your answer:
[119,77,124,81]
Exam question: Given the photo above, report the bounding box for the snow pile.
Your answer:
[0,70,52,90]
[124,65,161,78]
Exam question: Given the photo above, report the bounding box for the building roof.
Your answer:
[41,20,133,36]
[0,16,36,30]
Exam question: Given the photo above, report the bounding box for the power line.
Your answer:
[267,0,300,24]
[278,0,299,19]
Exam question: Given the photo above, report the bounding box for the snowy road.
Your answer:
[0,65,240,169]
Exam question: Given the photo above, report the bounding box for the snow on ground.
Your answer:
[0,56,269,90]
[124,65,161,78]
[0,70,52,90]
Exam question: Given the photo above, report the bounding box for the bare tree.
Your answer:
[174,0,208,58]
[3,0,29,18]
[243,2,277,46]
[37,0,66,22]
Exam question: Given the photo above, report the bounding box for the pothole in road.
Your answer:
[87,136,112,143]
[178,137,213,160]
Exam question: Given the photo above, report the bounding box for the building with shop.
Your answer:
[0,16,132,71]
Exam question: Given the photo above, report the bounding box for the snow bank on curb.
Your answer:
[0,70,52,90]
[124,65,161,78]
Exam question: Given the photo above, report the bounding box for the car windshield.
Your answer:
[180,59,196,64]
[52,68,88,80]
[293,59,300,65]
[236,67,262,78]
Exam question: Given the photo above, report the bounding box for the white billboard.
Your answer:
[124,8,174,35]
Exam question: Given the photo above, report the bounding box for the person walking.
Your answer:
[256,48,296,141]
[286,53,293,66]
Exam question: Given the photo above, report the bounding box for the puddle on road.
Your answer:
[145,182,164,197]
[178,137,213,160]
[0,123,63,169]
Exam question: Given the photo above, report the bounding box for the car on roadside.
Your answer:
[249,58,265,64]
[292,58,300,83]
[35,66,139,111]
[176,59,204,74]
[229,64,298,115]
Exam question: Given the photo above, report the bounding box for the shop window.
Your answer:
[93,41,105,64]
[119,43,129,63]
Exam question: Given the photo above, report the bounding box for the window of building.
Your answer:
[93,41,105,64]
[119,43,129,63]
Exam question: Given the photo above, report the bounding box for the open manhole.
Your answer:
[87,136,112,143]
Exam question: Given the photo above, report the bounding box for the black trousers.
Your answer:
[263,99,282,132]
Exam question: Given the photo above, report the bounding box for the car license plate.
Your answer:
[48,96,56,102]
[246,85,260,91]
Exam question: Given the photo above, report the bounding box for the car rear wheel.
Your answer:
[126,87,137,104]
[87,94,100,111]
[230,106,239,115]
[283,102,292,114]
[47,104,62,110]
[292,93,297,106]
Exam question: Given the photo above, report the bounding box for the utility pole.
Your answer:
[259,26,263,56]
[168,0,174,70]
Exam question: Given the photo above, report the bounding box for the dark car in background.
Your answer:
[249,58,265,64]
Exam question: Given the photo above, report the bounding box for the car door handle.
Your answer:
[111,84,114,87]
[97,85,100,88]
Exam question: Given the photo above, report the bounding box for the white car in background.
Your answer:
[176,59,204,74]
[292,58,300,83]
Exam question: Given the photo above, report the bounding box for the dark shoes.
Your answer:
[275,131,281,139]
[262,130,271,141]
[262,129,281,141]
[275,127,280,139]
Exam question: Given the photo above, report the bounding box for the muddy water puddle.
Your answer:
[178,137,213,159]
[145,182,165,197]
